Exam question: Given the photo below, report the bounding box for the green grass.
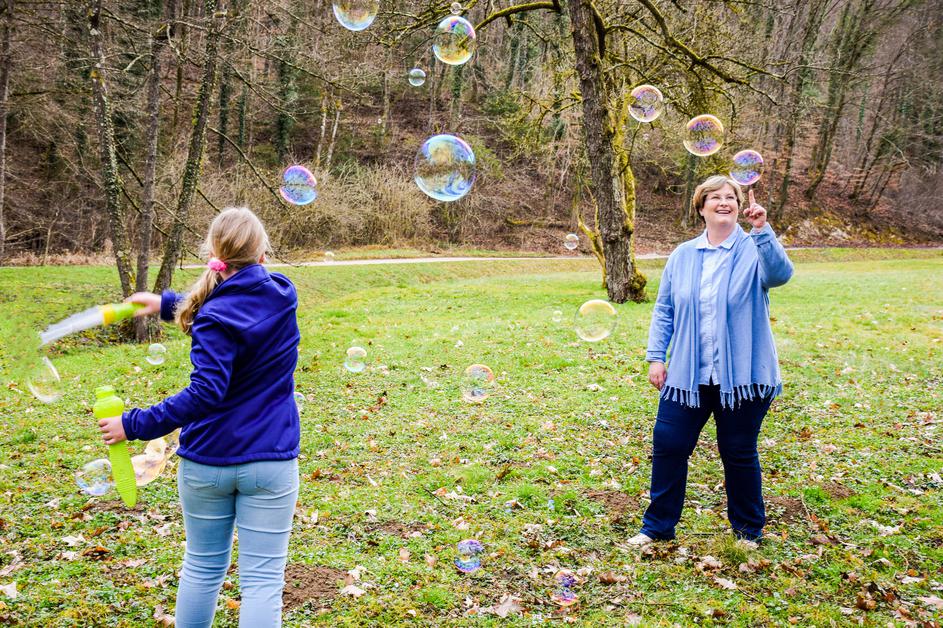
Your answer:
[0,249,941,626]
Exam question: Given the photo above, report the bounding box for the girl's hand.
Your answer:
[648,362,667,391]
[125,292,161,317]
[98,415,127,445]
[743,189,768,231]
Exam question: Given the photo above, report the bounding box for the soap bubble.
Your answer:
[165,429,181,457]
[574,299,617,342]
[27,356,62,403]
[730,149,764,186]
[324,251,335,263]
[683,114,724,157]
[455,539,483,573]
[414,134,476,202]
[146,343,166,366]
[433,15,476,66]
[132,437,168,487]
[564,233,579,250]
[279,165,318,206]
[450,1,462,14]
[76,458,113,496]
[461,364,495,403]
[628,84,665,123]
[551,569,578,607]
[344,346,367,373]
[294,391,306,410]
[552,309,563,323]
[332,0,378,31]
[408,67,426,87]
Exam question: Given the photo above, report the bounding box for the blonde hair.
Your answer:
[175,207,270,335]
[692,175,744,215]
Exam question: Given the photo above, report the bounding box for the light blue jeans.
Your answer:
[175,457,299,628]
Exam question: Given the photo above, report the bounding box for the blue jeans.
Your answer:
[175,458,299,628]
[640,385,772,541]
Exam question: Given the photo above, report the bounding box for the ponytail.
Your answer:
[175,269,222,335]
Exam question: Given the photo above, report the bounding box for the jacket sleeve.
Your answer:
[751,224,794,289]
[122,315,237,441]
[160,290,186,322]
[645,255,675,363]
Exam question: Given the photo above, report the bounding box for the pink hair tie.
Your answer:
[207,257,228,272]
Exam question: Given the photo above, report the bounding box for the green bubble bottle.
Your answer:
[93,386,137,507]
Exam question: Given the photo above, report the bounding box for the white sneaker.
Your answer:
[627,533,654,547]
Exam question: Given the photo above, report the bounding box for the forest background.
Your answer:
[0,0,940,295]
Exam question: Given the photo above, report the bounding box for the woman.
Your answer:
[629,175,793,546]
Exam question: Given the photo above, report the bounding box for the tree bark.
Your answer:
[87,0,133,297]
[568,0,645,303]
[155,0,222,292]
[0,0,12,262]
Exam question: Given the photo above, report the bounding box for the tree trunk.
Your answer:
[0,0,12,262]
[155,0,222,292]
[87,0,133,297]
[568,0,645,303]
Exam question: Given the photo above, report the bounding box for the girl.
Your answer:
[98,207,301,627]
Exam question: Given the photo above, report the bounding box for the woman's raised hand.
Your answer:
[648,362,667,391]
[125,292,161,317]
[743,189,768,230]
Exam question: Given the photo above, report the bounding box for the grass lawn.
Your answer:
[0,249,941,626]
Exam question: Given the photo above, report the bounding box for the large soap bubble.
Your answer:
[332,0,378,31]
[461,364,495,403]
[408,68,426,87]
[551,569,579,607]
[279,165,318,206]
[344,346,367,373]
[132,438,168,487]
[433,15,476,66]
[455,539,483,573]
[564,233,579,250]
[683,114,724,157]
[730,149,764,186]
[146,343,166,366]
[628,85,665,123]
[76,458,113,496]
[414,134,476,202]
[27,356,62,403]
[574,299,617,342]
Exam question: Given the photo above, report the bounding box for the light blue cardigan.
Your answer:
[646,224,794,408]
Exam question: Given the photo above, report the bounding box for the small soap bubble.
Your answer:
[294,391,306,410]
[279,165,318,205]
[27,356,62,403]
[433,15,477,66]
[730,149,764,186]
[332,0,378,31]
[552,309,563,324]
[628,84,665,123]
[460,364,495,403]
[450,2,463,14]
[563,233,579,250]
[76,458,114,496]
[344,346,367,373]
[414,134,476,202]
[551,569,578,607]
[132,438,168,487]
[574,299,617,342]
[408,67,426,87]
[146,343,167,366]
[455,539,483,573]
[324,251,335,263]
[683,114,724,157]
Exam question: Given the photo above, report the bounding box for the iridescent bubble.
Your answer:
[414,134,476,202]
[455,539,483,573]
[433,15,477,66]
[450,2,463,14]
[551,569,579,607]
[332,0,378,31]
[146,343,166,366]
[408,67,426,87]
[552,309,563,323]
[730,149,765,186]
[76,458,113,496]
[294,391,306,410]
[132,438,168,487]
[324,251,335,263]
[574,299,617,342]
[279,165,318,206]
[564,233,579,250]
[683,114,724,157]
[344,346,367,373]
[628,84,665,123]
[461,364,495,403]
[27,356,62,403]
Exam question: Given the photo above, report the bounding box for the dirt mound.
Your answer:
[282,564,347,611]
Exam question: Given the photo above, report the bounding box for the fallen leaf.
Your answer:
[340,584,366,597]
[61,534,85,547]
[599,571,627,585]
[153,604,175,626]
[713,576,737,590]
[919,595,943,610]
[424,554,437,568]
[398,548,411,563]
[0,583,15,599]
[225,598,240,610]
[489,594,523,618]
[696,555,723,571]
